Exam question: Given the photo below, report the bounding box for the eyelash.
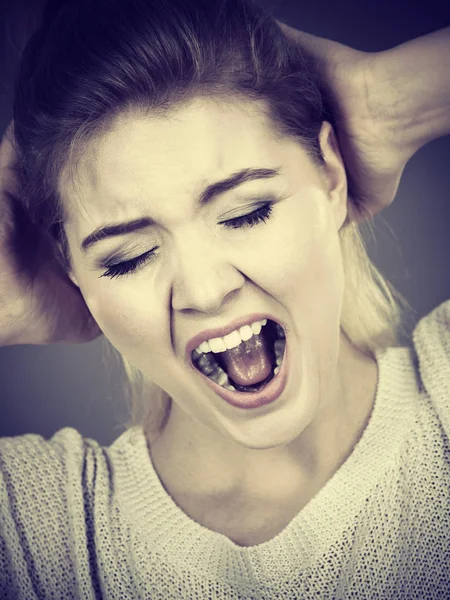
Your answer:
[99,201,275,280]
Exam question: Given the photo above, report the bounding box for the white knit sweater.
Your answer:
[1,300,450,599]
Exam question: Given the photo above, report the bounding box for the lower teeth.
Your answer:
[213,367,275,392]
[195,337,285,392]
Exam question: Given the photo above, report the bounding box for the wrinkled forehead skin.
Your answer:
[58,96,315,243]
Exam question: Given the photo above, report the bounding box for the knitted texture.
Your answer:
[1,300,450,599]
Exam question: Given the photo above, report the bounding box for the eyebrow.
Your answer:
[80,166,282,253]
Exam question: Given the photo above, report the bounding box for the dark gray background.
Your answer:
[1,0,449,446]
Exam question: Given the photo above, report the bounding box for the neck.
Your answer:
[148,334,378,503]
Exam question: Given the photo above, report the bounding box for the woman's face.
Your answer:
[62,97,352,454]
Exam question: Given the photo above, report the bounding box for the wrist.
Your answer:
[367,28,450,159]
[361,52,414,166]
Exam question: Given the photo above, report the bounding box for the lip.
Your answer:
[185,313,284,366]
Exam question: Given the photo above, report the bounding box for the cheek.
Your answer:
[275,211,345,382]
[262,198,344,304]
[86,287,166,361]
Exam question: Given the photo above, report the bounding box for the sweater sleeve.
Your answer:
[0,427,102,600]
[412,298,450,437]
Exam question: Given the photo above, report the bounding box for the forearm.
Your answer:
[370,27,450,157]
[278,21,450,159]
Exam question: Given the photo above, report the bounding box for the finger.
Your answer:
[0,123,19,195]
[0,122,17,163]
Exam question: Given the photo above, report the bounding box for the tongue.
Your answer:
[219,330,273,386]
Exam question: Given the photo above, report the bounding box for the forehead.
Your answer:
[61,97,299,226]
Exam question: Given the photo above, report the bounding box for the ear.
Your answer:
[317,121,349,231]
[68,272,80,288]
[55,241,80,288]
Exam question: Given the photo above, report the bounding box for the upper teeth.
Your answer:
[194,319,267,355]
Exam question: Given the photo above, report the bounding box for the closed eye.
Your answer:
[99,200,275,280]
[218,201,273,229]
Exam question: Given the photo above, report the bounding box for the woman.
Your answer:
[0,0,449,597]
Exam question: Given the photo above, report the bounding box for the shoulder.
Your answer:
[412,298,450,435]
[0,426,102,484]
[0,426,105,529]
[0,427,106,596]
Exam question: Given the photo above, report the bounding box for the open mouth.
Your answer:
[191,319,286,393]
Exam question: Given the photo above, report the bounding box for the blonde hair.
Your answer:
[106,205,415,443]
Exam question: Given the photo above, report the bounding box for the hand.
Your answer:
[0,123,102,345]
[278,22,409,224]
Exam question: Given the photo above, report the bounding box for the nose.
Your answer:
[170,233,245,314]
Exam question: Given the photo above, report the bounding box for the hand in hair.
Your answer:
[0,124,102,346]
[277,21,410,224]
